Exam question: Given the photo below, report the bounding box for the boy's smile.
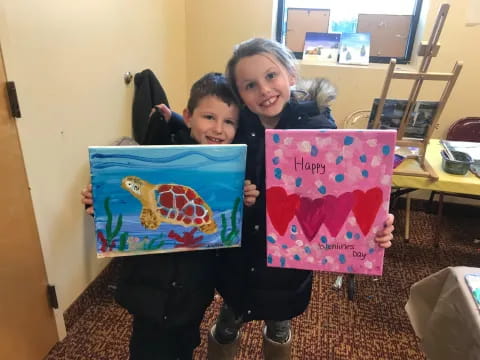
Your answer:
[234,53,295,128]
[183,95,239,145]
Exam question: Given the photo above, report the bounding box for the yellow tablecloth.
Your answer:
[392,139,480,195]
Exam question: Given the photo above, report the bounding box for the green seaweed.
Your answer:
[220,197,241,246]
[145,235,165,250]
[103,196,128,250]
[118,232,129,251]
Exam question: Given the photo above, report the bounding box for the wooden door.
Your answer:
[0,48,58,359]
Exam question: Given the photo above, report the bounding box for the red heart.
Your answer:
[266,187,300,236]
[323,192,354,237]
[296,197,327,241]
[352,187,383,236]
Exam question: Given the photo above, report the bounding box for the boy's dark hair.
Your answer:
[187,72,240,114]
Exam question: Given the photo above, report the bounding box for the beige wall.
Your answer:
[0,0,478,342]
[0,0,187,338]
[184,0,277,87]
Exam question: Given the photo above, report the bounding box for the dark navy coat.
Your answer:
[216,98,337,321]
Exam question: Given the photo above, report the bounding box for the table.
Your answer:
[405,266,480,360]
[392,139,480,245]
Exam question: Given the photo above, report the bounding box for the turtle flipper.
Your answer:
[140,208,161,230]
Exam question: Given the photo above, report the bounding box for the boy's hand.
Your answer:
[374,213,394,248]
[243,180,260,207]
[80,184,94,216]
[149,104,172,121]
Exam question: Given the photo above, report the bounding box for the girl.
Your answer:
[209,38,395,360]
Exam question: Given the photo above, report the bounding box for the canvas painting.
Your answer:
[303,32,340,64]
[338,33,370,65]
[265,129,396,275]
[89,144,247,258]
[368,99,439,139]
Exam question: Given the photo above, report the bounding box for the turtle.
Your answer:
[121,176,217,234]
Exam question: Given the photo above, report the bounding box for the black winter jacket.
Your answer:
[216,98,337,321]
[115,111,217,328]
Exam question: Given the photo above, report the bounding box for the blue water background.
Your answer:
[89,145,246,253]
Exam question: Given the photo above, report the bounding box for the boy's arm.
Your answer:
[142,106,186,145]
[243,180,260,207]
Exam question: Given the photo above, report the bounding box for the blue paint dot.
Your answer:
[360,154,367,163]
[336,156,344,165]
[347,266,354,272]
[267,236,276,244]
[344,136,354,145]
[291,225,297,233]
[335,174,345,182]
[362,169,369,178]
[318,185,326,194]
[382,145,391,155]
[321,236,328,244]
[273,134,280,143]
[311,145,318,156]
[272,156,280,165]
[295,177,302,187]
[304,246,311,254]
[280,257,286,267]
[339,254,346,264]
[369,248,375,254]
[282,244,288,249]
[322,258,328,265]
[346,231,353,239]
[274,168,282,179]
[267,254,273,264]
[290,234,296,240]
[354,233,361,240]
[293,254,301,261]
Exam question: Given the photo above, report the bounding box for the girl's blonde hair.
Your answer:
[225,38,337,108]
[225,38,297,100]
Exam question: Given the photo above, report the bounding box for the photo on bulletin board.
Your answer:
[368,98,439,139]
[303,32,341,64]
[89,144,247,258]
[265,129,396,276]
[338,32,370,65]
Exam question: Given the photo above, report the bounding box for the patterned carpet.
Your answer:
[47,204,480,360]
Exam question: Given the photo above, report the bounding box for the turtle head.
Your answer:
[121,176,144,198]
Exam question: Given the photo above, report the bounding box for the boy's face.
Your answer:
[183,95,239,145]
[234,53,295,125]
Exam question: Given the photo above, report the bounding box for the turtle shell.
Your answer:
[155,184,211,226]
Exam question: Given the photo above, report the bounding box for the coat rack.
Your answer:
[372,3,463,179]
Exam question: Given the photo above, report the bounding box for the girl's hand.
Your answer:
[80,184,94,216]
[243,180,260,207]
[374,213,394,248]
[149,104,172,121]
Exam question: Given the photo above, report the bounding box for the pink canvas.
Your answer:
[265,129,396,275]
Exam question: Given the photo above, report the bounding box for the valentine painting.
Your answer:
[265,129,396,275]
[89,144,247,258]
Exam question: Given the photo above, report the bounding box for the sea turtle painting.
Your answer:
[121,176,217,233]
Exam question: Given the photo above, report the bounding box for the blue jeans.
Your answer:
[214,303,291,344]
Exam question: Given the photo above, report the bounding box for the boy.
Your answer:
[81,72,258,359]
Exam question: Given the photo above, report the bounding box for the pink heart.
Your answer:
[352,188,383,236]
[323,192,354,237]
[296,197,327,241]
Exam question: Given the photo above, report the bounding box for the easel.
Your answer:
[372,3,463,179]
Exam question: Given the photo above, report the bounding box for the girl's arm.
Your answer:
[374,214,395,248]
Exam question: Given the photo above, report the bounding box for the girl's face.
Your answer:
[234,53,295,127]
[183,95,239,145]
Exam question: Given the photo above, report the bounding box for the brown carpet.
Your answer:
[47,204,480,359]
